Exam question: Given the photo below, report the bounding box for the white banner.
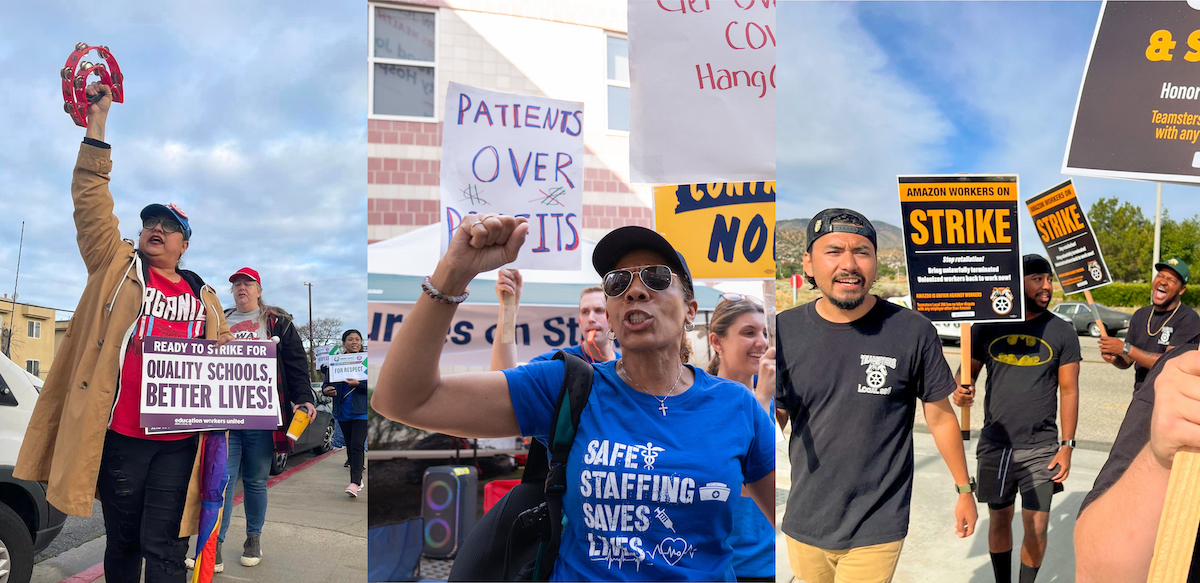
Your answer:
[329,352,368,382]
[439,83,585,271]
[628,0,775,184]
[368,302,585,367]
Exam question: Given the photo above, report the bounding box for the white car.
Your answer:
[886,295,964,343]
[0,354,65,583]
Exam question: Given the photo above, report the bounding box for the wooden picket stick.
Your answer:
[499,291,517,344]
[1083,289,1108,338]
[960,322,971,441]
[1147,449,1200,582]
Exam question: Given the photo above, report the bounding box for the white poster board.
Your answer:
[329,352,368,382]
[439,82,585,271]
[628,0,775,184]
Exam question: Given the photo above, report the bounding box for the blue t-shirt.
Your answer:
[529,343,620,365]
[729,396,774,578]
[504,360,775,581]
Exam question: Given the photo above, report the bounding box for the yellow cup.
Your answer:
[286,411,312,441]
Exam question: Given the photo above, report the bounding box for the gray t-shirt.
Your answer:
[226,308,269,340]
[776,298,957,550]
[972,311,1081,450]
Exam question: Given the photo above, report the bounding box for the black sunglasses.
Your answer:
[143,216,184,235]
[603,265,676,297]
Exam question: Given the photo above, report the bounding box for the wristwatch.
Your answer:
[1061,439,1077,448]
[954,477,977,495]
[1122,342,1131,355]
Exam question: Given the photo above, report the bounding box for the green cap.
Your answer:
[1155,258,1190,284]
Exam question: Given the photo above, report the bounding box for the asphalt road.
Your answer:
[926,330,1137,450]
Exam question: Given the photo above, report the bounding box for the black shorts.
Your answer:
[976,443,1064,512]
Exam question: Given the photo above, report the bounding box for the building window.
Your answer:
[27,320,40,339]
[26,360,39,376]
[607,35,630,132]
[369,4,437,120]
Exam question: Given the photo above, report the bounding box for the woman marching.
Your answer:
[14,82,232,583]
[706,295,777,582]
[372,215,775,581]
[324,329,367,497]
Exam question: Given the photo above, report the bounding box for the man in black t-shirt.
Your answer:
[1076,342,1200,582]
[777,208,977,583]
[1099,258,1200,391]
[953,255,1080,583]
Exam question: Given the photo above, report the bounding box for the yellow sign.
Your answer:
[653,182,776,280]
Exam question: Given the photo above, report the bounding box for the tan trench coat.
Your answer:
[13,143,231,537]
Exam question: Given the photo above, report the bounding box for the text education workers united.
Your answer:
[953,254,1079,583]
[776,208,976,583]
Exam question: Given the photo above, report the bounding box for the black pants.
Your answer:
[339,418,367,485]
[97,430,198,583]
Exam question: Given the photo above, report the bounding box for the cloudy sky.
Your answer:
[0,1,366,340]
[777,1,1198,254]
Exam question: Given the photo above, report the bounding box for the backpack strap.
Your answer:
[533,350,593,580]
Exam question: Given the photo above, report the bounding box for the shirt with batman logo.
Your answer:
[972,311,1081,449]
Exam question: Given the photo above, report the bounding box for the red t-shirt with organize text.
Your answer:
[110,269,207,440]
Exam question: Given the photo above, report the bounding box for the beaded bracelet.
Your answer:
[422,276,470,305]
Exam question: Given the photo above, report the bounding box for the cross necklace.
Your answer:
[619,359,683,416]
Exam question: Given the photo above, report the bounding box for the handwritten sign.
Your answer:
[1064,1,1200,184]
[654,181,776,279]
[439,82,584,270]
[899,175,1024,323]
[329,352,368,382]
[140,338,281,434]
[1026,180,1112,294]
[629,0,775,184]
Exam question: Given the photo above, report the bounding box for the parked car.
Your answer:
[1050,301,1130,337]
[270,383,336,475]
[0,355,66,583]
[886,295,962,343]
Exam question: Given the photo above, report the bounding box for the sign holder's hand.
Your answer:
[1147,349,1200,581]
[754,347,776,412]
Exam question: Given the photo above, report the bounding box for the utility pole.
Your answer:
[4,222,24,358]
[1153,182,1163,281]
[305,282,315,380]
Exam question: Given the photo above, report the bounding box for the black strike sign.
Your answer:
[899,175,1023,323]
[1026,180,1112,294]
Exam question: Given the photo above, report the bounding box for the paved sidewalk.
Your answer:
[776,428,1112,583]
[32,451,368,583]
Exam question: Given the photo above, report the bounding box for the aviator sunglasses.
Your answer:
[142,216,185,235]
[719,292,763,305]
[603,265,676,297]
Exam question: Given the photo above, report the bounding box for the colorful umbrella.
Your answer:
[190,431,229,583]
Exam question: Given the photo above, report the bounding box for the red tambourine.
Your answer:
[61,42,125,128]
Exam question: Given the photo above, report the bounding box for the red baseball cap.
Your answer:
[228,267,261,286]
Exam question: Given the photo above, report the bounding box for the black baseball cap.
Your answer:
[806,208,877,252]
[592,226,693,295]
[1023,254,1053,276]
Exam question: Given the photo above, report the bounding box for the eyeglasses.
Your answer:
[603,265,676,297]
[143,216,184,235]
[719,293,763,305]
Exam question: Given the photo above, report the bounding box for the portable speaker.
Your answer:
[421,465,478,559]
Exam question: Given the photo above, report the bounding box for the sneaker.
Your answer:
[345,483,360,497]
[185,545,223,572]
[241,534,262,567]
[344,461,350,468]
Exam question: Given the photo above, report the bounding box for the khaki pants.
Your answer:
[786,536,905,583]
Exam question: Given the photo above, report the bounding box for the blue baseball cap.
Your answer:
[140,203,192,240]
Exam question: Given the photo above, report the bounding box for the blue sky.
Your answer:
[0,1,367,342]
[777,1,1196,253]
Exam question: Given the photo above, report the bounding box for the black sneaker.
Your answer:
[241,534,262,567]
